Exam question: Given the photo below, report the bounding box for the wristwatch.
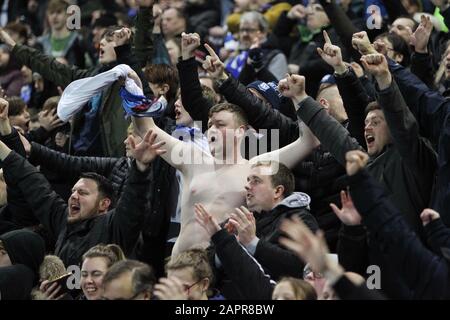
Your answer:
[215,74,229,88]
[334,66,350,78]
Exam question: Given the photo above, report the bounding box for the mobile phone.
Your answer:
[46,273,72,294]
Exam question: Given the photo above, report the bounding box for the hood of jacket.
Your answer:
[255,192,314,239]
[0,229,45,273]
[273,192,311,210]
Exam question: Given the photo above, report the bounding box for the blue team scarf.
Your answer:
[174,125,199,141]
[119,87,167,117]
[173,125,210,153]
[225,51,248,79]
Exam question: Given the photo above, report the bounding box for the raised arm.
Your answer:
[28,141,118,179]
[409,15,435,88]
[0,99,26,157]
[317,30,368,148]
[318,0,362,63]
[346,150,448,299]
[250,75,321,169]
[388,58,449,146]
[439,2,450,35]
[132,116,204,173]
[218,75,299,147]
[177,33,215,132]
[251,120,319,170]
[433,113,450,224]
[109,129,164,254]
[133,0,155,68]
[380,0,409,24]
[272,8,303,56]
[283,72,362,167]
[0,145,67,239]
[202,42,301,146]
[0,28,91,87]
[279,214,384,300]
[361,53,437,172]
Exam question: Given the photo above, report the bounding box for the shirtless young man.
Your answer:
[133,45,318,256]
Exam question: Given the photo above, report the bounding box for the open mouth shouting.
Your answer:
[175,109,181,120]
[69,203,80,216]
[446,62,450,75]
[365,134,375,148]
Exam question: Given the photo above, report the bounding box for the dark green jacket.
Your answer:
[12,44,128,157]
[11,14,153,157]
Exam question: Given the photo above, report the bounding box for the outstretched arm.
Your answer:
[251,121,319,170]
[346,150,449,299]
[0,28,91,87]
[388,58,449,146]
[279,213,384,300]
[109,130,165,254]
[128,66,206,173]
[132,116,204,173]
[28,141,118,180]
[250,74,319,169]
[0,142,67,239]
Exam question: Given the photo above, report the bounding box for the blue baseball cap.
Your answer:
[247,80,283,109]
[320,74,337,86]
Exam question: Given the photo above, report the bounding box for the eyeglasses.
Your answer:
[303,267,324,280]
[239,28,259,34]
[183,279,203,295]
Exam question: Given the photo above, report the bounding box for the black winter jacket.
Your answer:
[28,118,177,277]
[425,218,450,257]
[2,151,152,267]
[0,128,40,228]
[251,192,319,280]
[211,193,318,299]
[349,169,450,299]
[29,142,130,198]
[211,229,275,300]
[298,81,437,298]
[387,60,450,224]
[297,80,437,234]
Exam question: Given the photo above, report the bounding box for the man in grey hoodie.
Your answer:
[225,160,318,280]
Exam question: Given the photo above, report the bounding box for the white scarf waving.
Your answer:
[57,64,141,121]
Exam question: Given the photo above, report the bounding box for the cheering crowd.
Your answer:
[0,0,450,300]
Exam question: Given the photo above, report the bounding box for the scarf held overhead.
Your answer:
[57,64,166,121]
